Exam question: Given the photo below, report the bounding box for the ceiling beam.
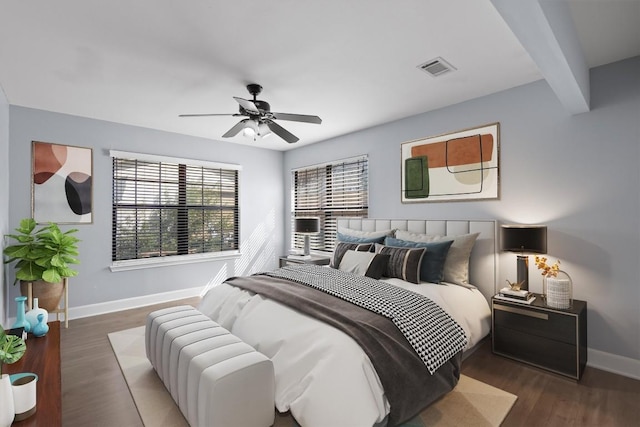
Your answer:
[491,0,590,114]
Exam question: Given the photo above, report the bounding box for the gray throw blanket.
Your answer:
[225,266,463,427]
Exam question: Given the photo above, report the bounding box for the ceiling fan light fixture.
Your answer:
[242,119,259,137]
[258,122,271,138]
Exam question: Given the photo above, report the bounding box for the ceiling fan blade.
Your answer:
[222,119,249,138]
[233,97,260,114]
[267,121,299,143]
[272,112,322,124]
[179,113,236,117]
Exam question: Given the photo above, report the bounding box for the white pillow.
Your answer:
[338,250,388,279]
[394,230,480,287]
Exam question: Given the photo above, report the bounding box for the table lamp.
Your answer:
[295,217,320,257]
[501,225,547,291]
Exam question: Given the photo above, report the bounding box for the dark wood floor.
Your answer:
[61,298,639,427]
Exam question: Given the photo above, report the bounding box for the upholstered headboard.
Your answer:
[336,219,498,303]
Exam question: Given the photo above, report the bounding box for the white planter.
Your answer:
[0,374,14,427]
[11,373,38,421]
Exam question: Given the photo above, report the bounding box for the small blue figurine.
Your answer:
[32,313,49,337]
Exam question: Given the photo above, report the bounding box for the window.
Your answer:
[111,151,240,267]
[292,156,368,252]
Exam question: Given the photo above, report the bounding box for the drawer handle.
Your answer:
[495,304,548,320]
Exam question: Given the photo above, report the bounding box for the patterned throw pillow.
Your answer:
[338,250,390,279]
[375,244,426,284]
[384,236,453,284]
[331,242,374,268]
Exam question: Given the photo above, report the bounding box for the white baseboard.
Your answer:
[68,286,204,320]
[587,348,640,380]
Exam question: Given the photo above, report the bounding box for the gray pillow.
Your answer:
[338,250,389,279]
[394,230,480,287]
[337,232,386,244]
[338,227,395,239]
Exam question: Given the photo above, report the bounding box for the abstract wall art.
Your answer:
[32,141,93,223]
[401,123,499,203]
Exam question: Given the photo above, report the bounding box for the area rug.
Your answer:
[109,326,517,427]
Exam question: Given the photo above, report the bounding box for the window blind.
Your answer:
[111,152,239,262]
[292,156,368,251]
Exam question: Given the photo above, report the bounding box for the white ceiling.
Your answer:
[0,0,638,151]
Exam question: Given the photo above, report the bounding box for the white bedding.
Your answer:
[198,278,491,427]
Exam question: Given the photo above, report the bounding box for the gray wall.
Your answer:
[284,57,640,362]
[7,107,284,311]
[0,87,8,324]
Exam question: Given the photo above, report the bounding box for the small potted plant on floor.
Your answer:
[3,218,80,311]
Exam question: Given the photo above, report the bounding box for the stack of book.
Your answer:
[495,287,536,304]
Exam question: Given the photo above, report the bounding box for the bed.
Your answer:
[198,219,496,427]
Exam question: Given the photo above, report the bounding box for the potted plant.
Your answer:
[0,325,26,426]
[3,218,80,311]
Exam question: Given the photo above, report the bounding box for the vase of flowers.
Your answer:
[535,256,572,309]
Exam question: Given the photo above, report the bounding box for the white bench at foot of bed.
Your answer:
[145,305,275,427]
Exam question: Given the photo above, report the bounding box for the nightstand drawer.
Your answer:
[494,325,578,377]
[493,302,576,345]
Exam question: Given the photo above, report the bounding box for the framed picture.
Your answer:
[32,141,93,223]
[401,123,499,203]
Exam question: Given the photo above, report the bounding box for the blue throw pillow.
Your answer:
[337,232,386,244]
[384,236,454,283]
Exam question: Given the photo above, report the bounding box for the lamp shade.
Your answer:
[295,217,320,234]
[501,225,547,254]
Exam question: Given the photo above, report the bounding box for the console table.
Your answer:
[6,321,61,426]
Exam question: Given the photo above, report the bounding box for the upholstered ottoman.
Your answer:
[145,305,275,427]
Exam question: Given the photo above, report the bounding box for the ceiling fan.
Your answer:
[179,84,322,144]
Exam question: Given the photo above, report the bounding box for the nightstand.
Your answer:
[279,254,331,267]
[492,294,587,380]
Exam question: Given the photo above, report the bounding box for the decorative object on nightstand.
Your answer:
[496,284,536,304]
[501,224,547,291]
[535,256,573,309]
[294,217,320,257]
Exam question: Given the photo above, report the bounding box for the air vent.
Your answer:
[417,57,457,77]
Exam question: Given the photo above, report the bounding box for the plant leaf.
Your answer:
[0,334,26,365]
[17,218,36,234]
[42,269,62,283]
